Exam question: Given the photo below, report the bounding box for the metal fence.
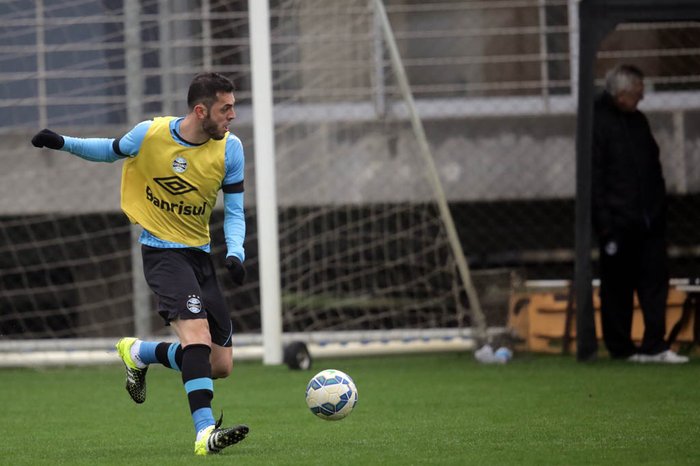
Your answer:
[1,0,699,340]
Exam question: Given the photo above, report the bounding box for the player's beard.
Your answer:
[202,115,226,140]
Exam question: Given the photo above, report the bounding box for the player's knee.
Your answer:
[173,318,212,347]
[212,360,233,379]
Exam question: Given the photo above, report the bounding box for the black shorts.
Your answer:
[141,245,233,347]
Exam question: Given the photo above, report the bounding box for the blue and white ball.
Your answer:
[305,369,358,420]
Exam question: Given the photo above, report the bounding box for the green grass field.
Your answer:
[2,352,700,465]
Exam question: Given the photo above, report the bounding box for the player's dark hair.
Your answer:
[187,72,235,110]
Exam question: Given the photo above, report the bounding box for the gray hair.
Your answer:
[605,64,644,95]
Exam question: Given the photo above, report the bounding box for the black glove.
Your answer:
[31,128,64,150]
[225,256,246,286]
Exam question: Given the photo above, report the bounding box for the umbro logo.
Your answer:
[153,176,197,195]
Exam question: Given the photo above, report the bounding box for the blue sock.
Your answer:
[138,341,183,371]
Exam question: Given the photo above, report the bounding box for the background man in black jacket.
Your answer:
[592,64,688,364]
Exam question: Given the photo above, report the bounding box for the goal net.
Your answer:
[266,0,488,344]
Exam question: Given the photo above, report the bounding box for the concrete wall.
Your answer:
[3,109,699,214]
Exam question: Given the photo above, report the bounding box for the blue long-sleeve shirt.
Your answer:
[60,117,246,262]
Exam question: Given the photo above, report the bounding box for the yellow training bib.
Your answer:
[120,117,227,246]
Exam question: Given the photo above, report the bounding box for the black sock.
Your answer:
[154,342,183,370]
[181,344,215,433]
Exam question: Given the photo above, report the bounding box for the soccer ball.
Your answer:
[305,369,358,420]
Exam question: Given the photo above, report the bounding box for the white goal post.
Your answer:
[252,0,487,365]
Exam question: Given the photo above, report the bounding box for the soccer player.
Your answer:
[30,72,250,455]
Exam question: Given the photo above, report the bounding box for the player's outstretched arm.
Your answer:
[30,128,123,163]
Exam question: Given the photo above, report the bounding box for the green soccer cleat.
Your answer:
[115,337,148,404]
[194,423,249,456]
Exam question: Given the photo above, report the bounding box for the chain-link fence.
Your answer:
[0,0,698,342]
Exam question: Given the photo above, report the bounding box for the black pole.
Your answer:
[574,0,598,361]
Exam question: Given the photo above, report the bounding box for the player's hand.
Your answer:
[225,256,246,286]
[31,128,64,150]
